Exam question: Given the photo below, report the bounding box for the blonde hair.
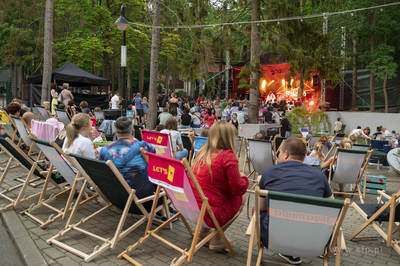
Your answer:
[340,137,353,149]
[192,121,238,178]
[65,113,90,148]
[349,133,358,143]
[63,83,69,90]
[311,142,325,161]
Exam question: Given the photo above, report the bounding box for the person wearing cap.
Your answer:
[190,108,201,128]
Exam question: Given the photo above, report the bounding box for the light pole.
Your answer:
[114,5,129,101]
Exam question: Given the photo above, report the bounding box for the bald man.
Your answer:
[22,112,36,131]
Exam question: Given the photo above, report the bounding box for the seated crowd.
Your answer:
[2,88,399,265]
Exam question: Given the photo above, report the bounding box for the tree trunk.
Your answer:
[111,57,115,94]
[42,0,54,103]
[298,72,304,100]
[172,66,176,93]
[369,10,377,112]
[351,38,358,110]
[165,57,169,94]
[383,72,388,113]
[147,0,161,130]
[248,0,261,124]
[11,64,17,99]
[139,50,145,95]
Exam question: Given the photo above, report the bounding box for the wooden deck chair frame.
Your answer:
[246,139,274,182]
[247,187,350,266]
[56,109,71,128]
[34,104,52,121]
[140,129,176,158]
[47,153,169,262]
[118,149,239,265]
[328,148,372,203]
[0,137,61,212]
[242,137,252,174]
[322,144,335,163]
[272,136,286,164]
[1,110,19,143]
[21,138,98,229]
[349,190,400,254]
[12,116,41,156]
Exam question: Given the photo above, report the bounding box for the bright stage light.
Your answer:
[262,80,266,89]
[282,79,285,86]
[309,100,315,106]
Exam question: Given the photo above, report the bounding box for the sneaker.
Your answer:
[279,254,302,265]
[160,212,179,223]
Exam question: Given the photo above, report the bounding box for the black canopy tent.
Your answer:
[27,61,110,109]
[27,61,110,87]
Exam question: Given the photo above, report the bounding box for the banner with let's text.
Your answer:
[142,130,173,158]
[147,152,184,193]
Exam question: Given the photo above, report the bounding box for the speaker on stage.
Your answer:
[103,109,123,120]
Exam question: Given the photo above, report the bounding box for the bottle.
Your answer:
[378,222,385,243]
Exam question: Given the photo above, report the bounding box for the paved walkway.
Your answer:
[0,151,399,265]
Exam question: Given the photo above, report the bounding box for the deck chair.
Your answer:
[328,148,372,203]
[247,139,273,181]
[56,109,71,128]
[0,137,61,212]
[247,188,350,266]
[141,129,175,158]
[192,136,207,162]
[34,104,52,121]
[322,143,335,163]
[93,110,104,120]
[21,138,98,228]
[307,136,320,149]
[181,134,193,161]
[119,151,238,265]
[352,143,370,152]
[349,190,400,255]
[12,116,41,156]
[0,110,19,143]
[47,153,168,262]
[272,136,286,164]
[133,125,143,141]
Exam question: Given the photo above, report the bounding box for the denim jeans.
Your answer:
[175,148,189,160]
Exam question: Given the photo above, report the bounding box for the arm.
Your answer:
[360,130,371,139]
[224,150,249,196]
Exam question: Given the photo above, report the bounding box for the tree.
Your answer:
[42,0,54,102]
[248,0,261,124]
[147,0,161,130]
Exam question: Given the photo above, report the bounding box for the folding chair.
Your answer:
[133,125,143,141]
[181,134,193,161]
[0,137,60,212]
[0,110,19,143]
[272,136,286,164]
[34,104,52,121]
[247,188,350,266]
[246,139,273,181]
[328,148,372,203]
[192,136,207,162]
[141,129,175,158]
[349,190,400,255]
[322,143,335,163]
[21,138,98,228]
[352,143,370,152]
[56,109,71,128]
[119,151,238,265]
[307,136,320,149]
[12,116,41,156]
[47,153,168,262]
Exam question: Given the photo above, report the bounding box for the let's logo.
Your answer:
[147,135,164,144]
[167,165,175,182]
[157,136,163,144]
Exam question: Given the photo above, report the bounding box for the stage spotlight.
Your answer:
[282,79,285,86]
[309,100,315,106]
[262,80,266,89]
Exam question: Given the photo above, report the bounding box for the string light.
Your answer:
[128,2,400,29]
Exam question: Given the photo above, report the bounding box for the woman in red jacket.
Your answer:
[191,121,248,250]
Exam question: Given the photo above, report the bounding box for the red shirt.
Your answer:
[203,114,218,127]
[191,150,248,227]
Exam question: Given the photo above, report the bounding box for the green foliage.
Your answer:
[286,106,331,134]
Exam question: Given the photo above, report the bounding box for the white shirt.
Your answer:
[111,95,120,109]
[160,129,183,149]
[62,134,95,172]
[351,129,362,136]
[237,111,247,124]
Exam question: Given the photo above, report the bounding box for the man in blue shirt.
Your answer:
[259,137,333,264]
[99,116,157,213]
[134,93,144,124]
